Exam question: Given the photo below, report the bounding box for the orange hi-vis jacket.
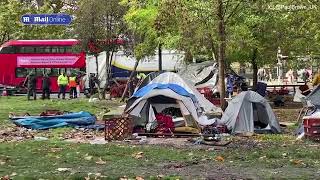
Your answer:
[69,76,77,87]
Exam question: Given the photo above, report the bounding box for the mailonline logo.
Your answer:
[21,14,72,25]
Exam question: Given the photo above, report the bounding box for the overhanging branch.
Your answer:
[224,0,245,24]
[223,0,231,18]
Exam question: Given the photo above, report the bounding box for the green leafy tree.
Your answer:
[0,0,75,44]
[147,0,245,108]
[74,0,127,98]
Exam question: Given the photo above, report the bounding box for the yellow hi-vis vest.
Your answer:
[57,75,68,85]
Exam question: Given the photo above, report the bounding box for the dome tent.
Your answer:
[220,91,281,134]
[124,72,221,130]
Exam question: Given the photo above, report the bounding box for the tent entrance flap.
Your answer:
[252,103,269,129]
[149,95,177,104]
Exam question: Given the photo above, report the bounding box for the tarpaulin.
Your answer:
[133,83,196,101]
[12,111,97,130]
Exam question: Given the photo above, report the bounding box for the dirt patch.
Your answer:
[273,108,301,123]
[0,126,35,142]
[156,161,258,180]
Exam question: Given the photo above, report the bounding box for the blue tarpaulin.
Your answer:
[12,111,98,130]
[133,83,196,100]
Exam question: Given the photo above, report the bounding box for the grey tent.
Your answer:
[306,85,320,107]
[178,62,218,88]
[220,91,281,134]
[125,72,221,129]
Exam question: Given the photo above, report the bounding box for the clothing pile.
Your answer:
[155,113,175,134]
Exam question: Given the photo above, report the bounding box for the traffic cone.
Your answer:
[2,87,8,96]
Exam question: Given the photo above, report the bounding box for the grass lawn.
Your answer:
[0,97,320,179]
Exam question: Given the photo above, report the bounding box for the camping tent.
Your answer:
[306,85,320,107]
[178,62,218,88]
[219,91,281,134]
[125,72,221,130]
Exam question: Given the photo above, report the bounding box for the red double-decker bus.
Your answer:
[0,39,85,92]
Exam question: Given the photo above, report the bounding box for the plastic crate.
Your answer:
[104,115,133,141]
[303,118,320,140]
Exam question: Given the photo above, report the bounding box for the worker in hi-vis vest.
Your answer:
[69,74,77,99]
[57,72,68,99]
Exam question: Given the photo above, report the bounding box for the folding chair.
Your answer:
[297,97,314,124]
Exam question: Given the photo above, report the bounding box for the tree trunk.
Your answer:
[94,54,103,98]
[184,50,193,63]
[251,48,258,90]
[107,50,114,83]
[217,0,226,110]
[101,51,112,100]
[95,54,99,77]
[120,60,139,102]
[158,43,162,71]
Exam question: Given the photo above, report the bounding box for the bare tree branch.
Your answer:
[223,0,231,18]
[224,0,245,24]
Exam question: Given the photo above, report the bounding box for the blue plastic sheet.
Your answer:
[12,111,98,130]
[133,83,196,100]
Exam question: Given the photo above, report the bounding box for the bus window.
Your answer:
[43,68,51,75]
[19,46,35,53]
[59,47,66,53]
[44,46,51,53]
[59,68,66,74]
[15,68,29,78]
[0,46,15,54]
[66,68,72,75]
[35,68,44,77]
[52,46,59,53]
[35,46,46,53]
[66,46,72,53]
[49,68,60,76]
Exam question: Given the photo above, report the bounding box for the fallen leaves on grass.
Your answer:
[0,127,36,142]
[136,176,144,180]
[157,175,164,178]
[50,148,62,153]
[0,160,5,165]
[291,159,303,165]
[85,173,102,180]
[0,175,10,180]
[215,156,225,162]
[132,152,144,159]
[95,157,106,165]
[84,154,93,161]
[57,168,72,172]
[259,156,267,160]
